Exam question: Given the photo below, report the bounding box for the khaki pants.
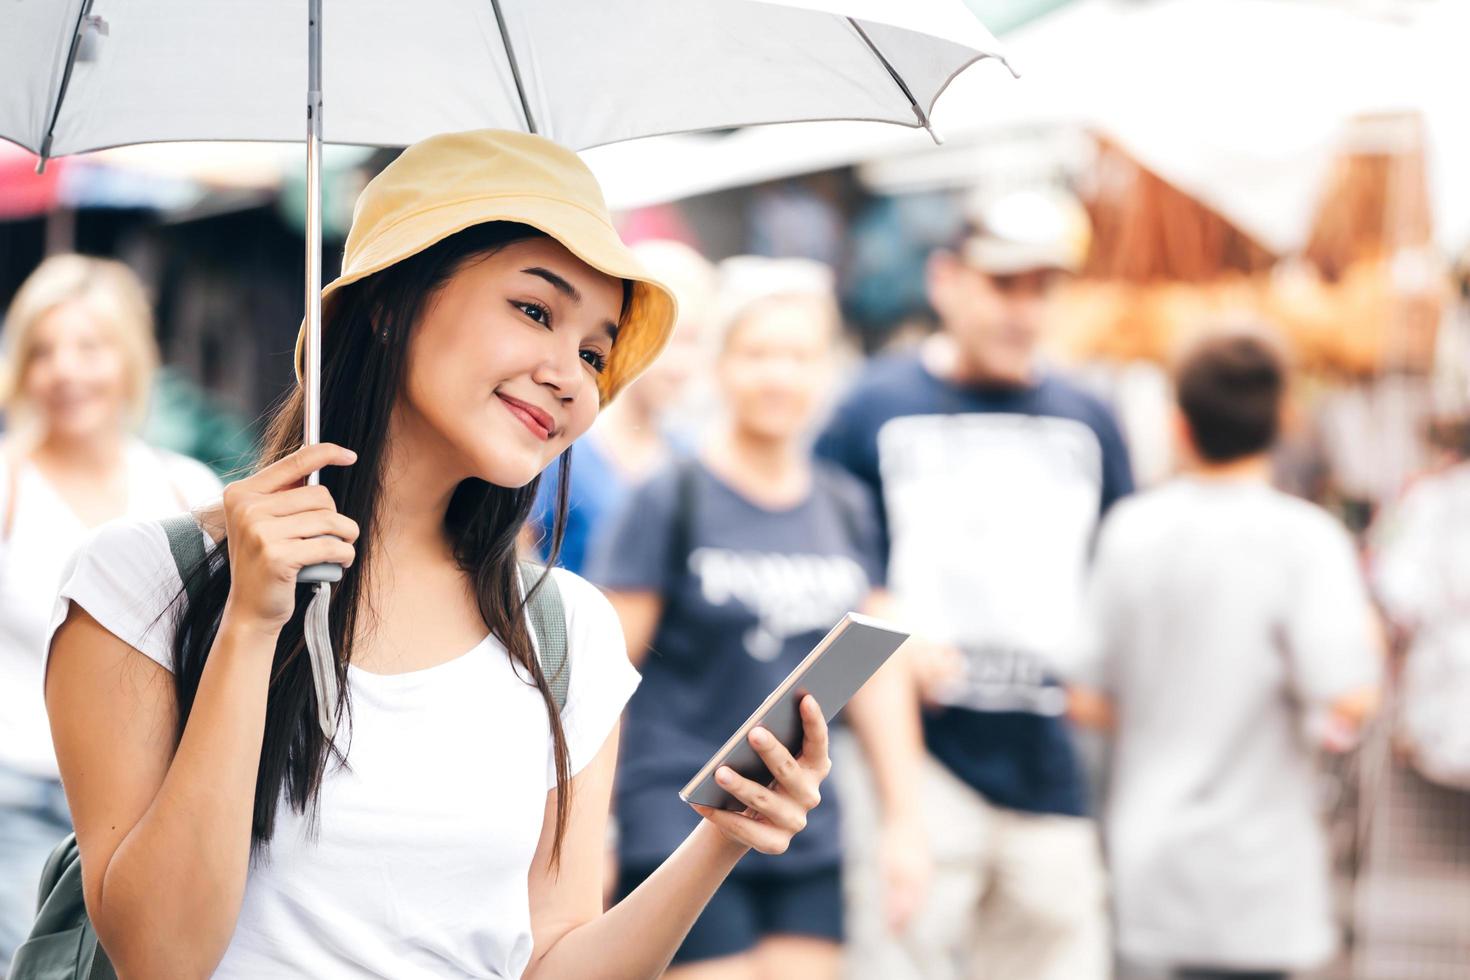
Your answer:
[834,733,1110,980]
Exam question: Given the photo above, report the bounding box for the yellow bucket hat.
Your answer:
[294,129,678,404]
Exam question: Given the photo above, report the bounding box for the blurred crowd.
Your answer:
[3,174,1469,980]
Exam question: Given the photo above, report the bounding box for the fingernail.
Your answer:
[750,727,770,746]
[716,767,734,785]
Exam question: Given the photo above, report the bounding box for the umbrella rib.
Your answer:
[490,0,539,135]
[35,0,96,172]
[846,19,943,146]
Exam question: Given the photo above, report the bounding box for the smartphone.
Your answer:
[680,612,911,810]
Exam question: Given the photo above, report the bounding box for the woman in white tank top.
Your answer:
[41,130,832,979]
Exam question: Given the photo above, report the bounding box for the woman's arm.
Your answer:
[45,443,359,979]
[48,609,280,978]
[525,696,831,980]
[603,590,663,667]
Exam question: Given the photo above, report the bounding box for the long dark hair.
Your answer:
[170,222,578,862]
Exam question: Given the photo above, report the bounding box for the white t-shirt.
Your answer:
[45,517,640,979]
[1059,478,1380,970]
[0,439,220,778]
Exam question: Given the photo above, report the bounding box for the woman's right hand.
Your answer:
[690,695,832,856]
[220,442,359,635]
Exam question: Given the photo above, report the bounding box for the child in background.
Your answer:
[1061,330,1381,980]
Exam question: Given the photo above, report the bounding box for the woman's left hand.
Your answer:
[691,695,830,855]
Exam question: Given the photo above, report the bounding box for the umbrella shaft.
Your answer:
[304,0,324,483]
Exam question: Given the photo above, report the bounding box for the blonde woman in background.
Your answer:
[0,255,221,970]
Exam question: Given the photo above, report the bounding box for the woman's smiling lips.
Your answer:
[496,391,556,441]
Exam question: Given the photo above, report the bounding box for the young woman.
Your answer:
[0,255,220,967]
[41,131,831,979]
[589,258,929,980]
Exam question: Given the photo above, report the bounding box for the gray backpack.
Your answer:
[8,515,569,980]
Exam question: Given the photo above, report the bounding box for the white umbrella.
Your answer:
[2,0,1006,457]
[1,0,1008,733]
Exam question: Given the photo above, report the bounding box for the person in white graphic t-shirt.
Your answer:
[818,188,1128,980]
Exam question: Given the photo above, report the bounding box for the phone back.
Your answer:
[681,614,909,810]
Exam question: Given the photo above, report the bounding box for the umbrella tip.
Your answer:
[908,105,944,147]
[36,133,53,174]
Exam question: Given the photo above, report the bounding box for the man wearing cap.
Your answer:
[818,188,1130,980]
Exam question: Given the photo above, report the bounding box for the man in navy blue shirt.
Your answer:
[819,188,1130,980]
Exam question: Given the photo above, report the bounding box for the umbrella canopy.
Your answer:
[1,0,1005,158]
[1,0,1008,465]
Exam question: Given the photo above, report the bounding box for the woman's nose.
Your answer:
[530,335,586,398]
[47,355,88,386]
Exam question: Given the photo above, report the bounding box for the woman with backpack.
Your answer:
[35,131,832,979]
[588,257,929,980]
[0,256,222,972]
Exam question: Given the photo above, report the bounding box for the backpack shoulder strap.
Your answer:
[520,560,570,712]
[666,455,701,588]
[160,513,206,610]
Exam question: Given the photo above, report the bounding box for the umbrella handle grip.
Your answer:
[298,535,344,585]
[299,561,343,585]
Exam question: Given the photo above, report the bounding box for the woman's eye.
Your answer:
[580,349,608,374]
[514,301,551,326]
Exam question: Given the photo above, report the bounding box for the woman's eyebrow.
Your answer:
[522,267,580,304]
[524,266,619,344]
